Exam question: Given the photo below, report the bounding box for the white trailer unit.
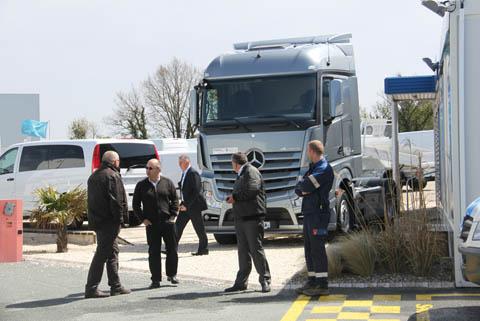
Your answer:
[427,0,480,286]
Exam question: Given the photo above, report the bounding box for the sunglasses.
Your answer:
[145,166,158,171]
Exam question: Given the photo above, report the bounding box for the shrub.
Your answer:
[327,244,343,278]
[339,230,377,277]
[30,186,87,253]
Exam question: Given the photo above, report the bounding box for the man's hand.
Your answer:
[226,195,235,204]
[179,205,187,212]
[302,192,310,196]
[143,219,152,226]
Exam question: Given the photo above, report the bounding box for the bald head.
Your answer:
[102,151,120,164]
[146,158,161,181]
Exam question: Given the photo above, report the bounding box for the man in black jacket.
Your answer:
[85,151,131,299]
[133,158,179,289]
[225,152,271,293]
[175,154,209,256]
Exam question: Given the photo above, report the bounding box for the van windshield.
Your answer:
[99,143,156,169]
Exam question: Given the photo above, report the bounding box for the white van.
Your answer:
[0,139,159,227]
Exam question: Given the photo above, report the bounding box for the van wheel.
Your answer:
[337,193,354,234]
[214,234,237,245]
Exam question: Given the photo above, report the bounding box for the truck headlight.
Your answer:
[203,181,222,209]
[472,223,480,241]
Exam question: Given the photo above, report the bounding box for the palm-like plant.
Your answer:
[29,186,87,253]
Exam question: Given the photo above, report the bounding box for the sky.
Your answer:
[0,0,444,139]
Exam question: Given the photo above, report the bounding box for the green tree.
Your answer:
[68,118,98,139]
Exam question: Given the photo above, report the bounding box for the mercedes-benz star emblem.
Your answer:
[247,150,265,169]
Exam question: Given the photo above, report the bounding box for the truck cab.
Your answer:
[190,34,363,244]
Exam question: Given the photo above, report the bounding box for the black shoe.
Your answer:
[85,288,110,299]
[110,286,131,296]
[224,284,247,293]
[149,282,160,289]
[295,278,316,295]
[302,284,329,297]
[192,250,209,256]
[261,283,271,293]
[167,276,179,284]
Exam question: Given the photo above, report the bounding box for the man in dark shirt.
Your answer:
[85,151,131,298]
[132,158,179,289]
[225,152,271,293]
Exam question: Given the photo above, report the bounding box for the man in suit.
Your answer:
[225,152,271,293]
[132,158,179,289]
[175,154,209,256]
[85,151,131,298]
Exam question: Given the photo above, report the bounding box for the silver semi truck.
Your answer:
[190,34,382,244]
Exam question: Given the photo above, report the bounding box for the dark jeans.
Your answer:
[234,218,271,286]
[146,222,178,282]
[175,208,208,253]
[303,213,329,280]
[86,224,121,291]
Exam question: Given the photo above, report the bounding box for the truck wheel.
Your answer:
[337,193,354,234]
[127,212,142,227]
[214,234,237,245]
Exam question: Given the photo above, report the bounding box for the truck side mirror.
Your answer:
[190,89,199,126]
[329,79,344,118]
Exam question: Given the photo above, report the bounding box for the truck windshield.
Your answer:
[201,74,316,125]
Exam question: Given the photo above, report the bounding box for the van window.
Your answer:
[19,146,49,172]
[49,145,85,169]
[0,148,18,175]
[99,143,156,169]
[19,145,85,172]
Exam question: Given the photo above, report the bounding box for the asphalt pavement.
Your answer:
[2,260,480,321]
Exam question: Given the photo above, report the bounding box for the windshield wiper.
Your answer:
[232,117,253,132]
[250,114,302,129]
[126,163,146,172]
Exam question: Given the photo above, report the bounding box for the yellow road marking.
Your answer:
[373,295,402,302]
[280,295,310,321]
[416,304,433,313]
[311,306,343,314]
[343,300,373,307]
[370,306,401,314]
[305,319,337,321]
[416,293,480,301]
[319,295,347,302]
[337,312,370,319]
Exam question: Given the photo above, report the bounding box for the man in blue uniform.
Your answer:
[295,140,334,296]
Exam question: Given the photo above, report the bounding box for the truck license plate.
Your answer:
[263,221,271,230]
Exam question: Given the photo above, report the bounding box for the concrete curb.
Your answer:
[24,256,455,290]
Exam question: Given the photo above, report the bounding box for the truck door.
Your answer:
[321,77,344,162]
[340,77,361,157]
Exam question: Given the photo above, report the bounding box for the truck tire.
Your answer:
[408,178,428,191]
[127,212,142,227]
[214,234,237,245]
[337,193,354,234]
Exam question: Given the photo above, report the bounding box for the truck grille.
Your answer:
[211,151,302,201]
